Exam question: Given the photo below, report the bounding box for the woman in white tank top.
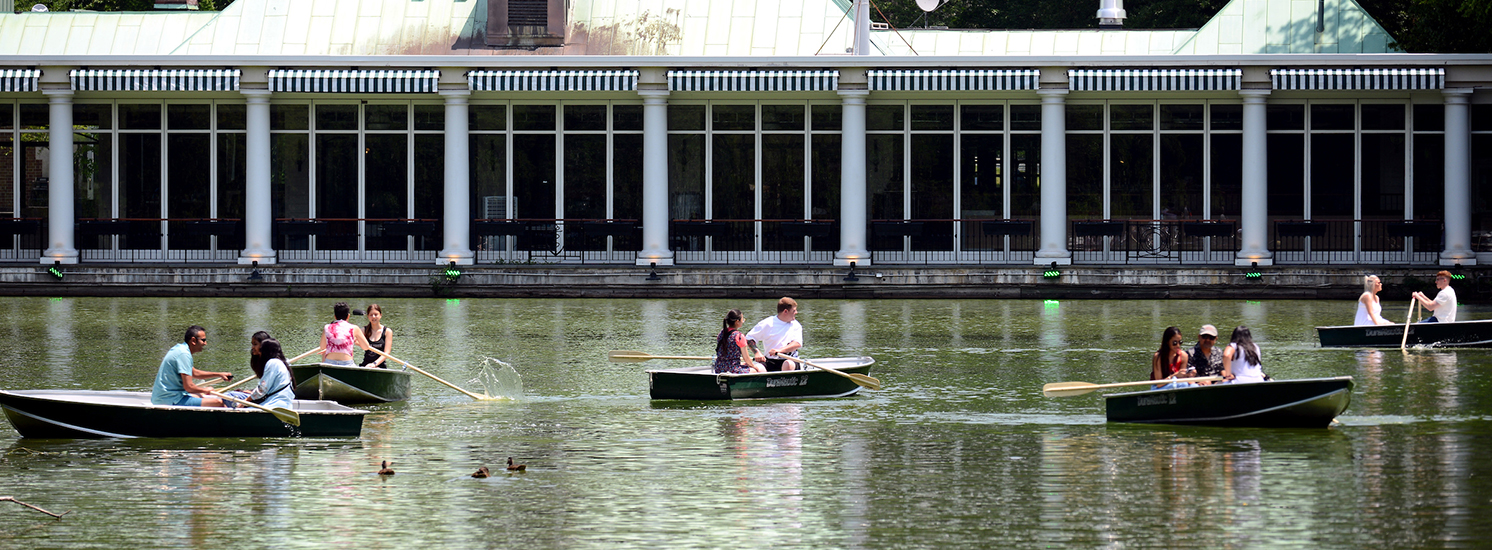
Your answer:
[1222,325,1267,384]
[1355,275,1392,326]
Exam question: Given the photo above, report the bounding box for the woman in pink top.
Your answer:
[316,302,379,367]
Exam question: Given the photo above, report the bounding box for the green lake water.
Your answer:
[0,297,1489,548]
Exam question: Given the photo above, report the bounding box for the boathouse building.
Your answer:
[1,0,1489,269]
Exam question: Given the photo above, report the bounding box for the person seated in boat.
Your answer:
[1221,325,1268,384]
[1355,274,1394,326]
[359,303,395,368]
[714,309,764,374]
[313,302,380,368]
[1150,326,1193,389]
[746,297,804,372]
[150,325,234,407]
[224,337,296,410]
[1411,270,1458,323]
[1186,324,1223,385]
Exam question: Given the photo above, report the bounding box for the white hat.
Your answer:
[1199,324,1218,337]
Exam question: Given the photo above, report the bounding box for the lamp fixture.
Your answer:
[1245,261,1262,280]
[646,261,660,281]
[1042,261,1061,279]
[47,260,62,280]
[247,260,262,281]
[443,261,462,282]
[844,261,860,281]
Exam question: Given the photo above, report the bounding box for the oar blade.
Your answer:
[270,407,301,427]
[848,374,883,391]
[607,350,656,363]
[1041,381,1100,398]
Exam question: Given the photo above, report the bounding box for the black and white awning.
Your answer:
[1271,68,1444,90]
[669,70,839,92]
[0,69,40,93]
[1068,69,1241,91]
[268,70,439,93]
[70,69,241,92]
[868,69,1039,91]
[467,70,638,92]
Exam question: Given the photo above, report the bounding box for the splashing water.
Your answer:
[472,356,523,400]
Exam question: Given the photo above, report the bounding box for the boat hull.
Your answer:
[0,390,366,439]
[648,356,875,400]
[1104,377,1353,428]
[290,363,412,404]
[1317,320,1492,348]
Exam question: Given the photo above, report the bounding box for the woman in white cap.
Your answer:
[1186,324,1224,385]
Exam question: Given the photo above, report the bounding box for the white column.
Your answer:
[1236,89,1272,266]
[1441,89,1475,266]
[835,89,870,267]
[239,90,275,265]
[439,89,474,265]
[1034,89,1070,266]
[852,0,871,55]
[637,89,674,266]
[42,89,77,265]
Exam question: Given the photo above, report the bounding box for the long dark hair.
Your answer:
[253,338,289,378]
[1156,326,1182,363]
[1229,326,1261,365]
[249,330,272,372]
[716,309,744,356]
[363,303,384,341]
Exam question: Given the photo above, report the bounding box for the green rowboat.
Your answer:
[1317,319,1492,348]
[1105,376,1353,428]
[290,362,412,404]
[648,356,875,400]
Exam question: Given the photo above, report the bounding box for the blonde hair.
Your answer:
[1363,275,1380,294]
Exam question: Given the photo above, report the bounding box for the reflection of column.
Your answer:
[1035,88,1069,265]
[838,301,865,351]
[42,89,77,264]
[638,89,674,266]
[1237,90,1272,266]
[440,89,474,265]
[240,89,275,264]
[445,297,469,377]
[243,299,271,340]
[641,300,668,346]
[45,298,74,384]
[1039,299,1066,368]
[836,89,870,266]
[1441,89,1475,265]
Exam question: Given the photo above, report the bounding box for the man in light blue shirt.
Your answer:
[151,325,234,406]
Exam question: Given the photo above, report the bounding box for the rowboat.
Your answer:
[290,362,412,404]
[647,356,875,400]
[0,390,366,439]
[1104,376,1354,428]
[1316,319,1492,348]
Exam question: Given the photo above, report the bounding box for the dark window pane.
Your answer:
[316,104,357,131]
[1160,134,1204,219]
[513,105,555,131]
[762,134,805,251]
[867,105,904,131]
[513,134,555,218]
[470,134,507,220]
[1010,134,1041,217]
[271,105,308,131]
[811,133,841,221]
[1361,134,1405,219]
[412,134,443,249]
[20,104,49,128]
[167,133,211,249]
[668,105,704,131]
[364,104,407,131]
[563,134,606,219]
[1311,104,1354,131]
[910,104,954,131]
[72,134,114,222]
[469,105,506,131]
[1109,134,1153,218]
[315,134,359,222]
[168,104,210,130]
[812,104,841,131]
[712,105,754,131]
[365,134,407,218]
[867,133,903,219]
[271,134,310,219]
[762,105,805,131]
[1211,134,1242,219]
[613,133,644,220]
[668,134,704,219]
[1010,104,1041,131]
[613,105,643,131]
[961,104,1004,131]
[1474,135,1492,234]
[216,133,247,220]
[0,103,11,129]
[1361,104,1405,130]
[0,134,10,218]
[1159,104,1204,131]
[1473,104,1492,131]
[910,133,952,250]
[74,104,112,130]
[961,134,1004,218]
[1267,134,1304,217]
[120,133,162,249]
[1413,134,1444,220]
[1110,104,1153,131]
[564,105,607,131]
[1067,105,1103,131]
[413,104,444,131]
[119,104,161,130]
[1267,105,1304,131]
[1311,134,1355,219]
[1067,134,1103,218]
[711,134,754,222]
[217,104,246,130]
[1414,104,1444,132]
[1210,104,1242,131]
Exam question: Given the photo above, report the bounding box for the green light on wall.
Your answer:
[443,261,462,282]
[47,261,62,280]
[1245,261,1262,280]
[1043,262,1061,279]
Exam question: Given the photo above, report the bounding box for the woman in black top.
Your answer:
[360,303,394,368]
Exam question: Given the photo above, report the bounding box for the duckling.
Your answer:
[506,457,526,472]
[377,461,395,476]
[472,466,491,478]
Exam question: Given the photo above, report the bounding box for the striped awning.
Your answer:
[868,69,1039,91]
[1271,68,1444,90]
[668,70,838,92]
[268,70,438,93]
[1,69,40,93]
[467,70,638,92]
[70,69,241,92]
[1068,69,1241,91]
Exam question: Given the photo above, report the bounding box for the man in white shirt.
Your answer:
[746,297,803,372]
[1412,270,1458,323]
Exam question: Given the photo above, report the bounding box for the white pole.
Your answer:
[637,89,674,266]
[836,90,870,266]
[1034,89,1070,265]
[239,90,275,264]
[439,89,474,265]
[1236,90,1272,266]
[42,89,77,265]
[1441,89,1475,266]
[853,0,871,55]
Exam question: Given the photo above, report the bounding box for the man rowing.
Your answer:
[150,325,234,407]
[746,297,804,372]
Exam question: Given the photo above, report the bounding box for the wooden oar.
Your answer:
[216,375,257,393]
[608,350,712,362]
[1401,301,1419,351]
[208,390,300,426]
[1042,376,1224,398]
[288,348,320,364]
[795,357,882,391]
[367,348,495,401]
